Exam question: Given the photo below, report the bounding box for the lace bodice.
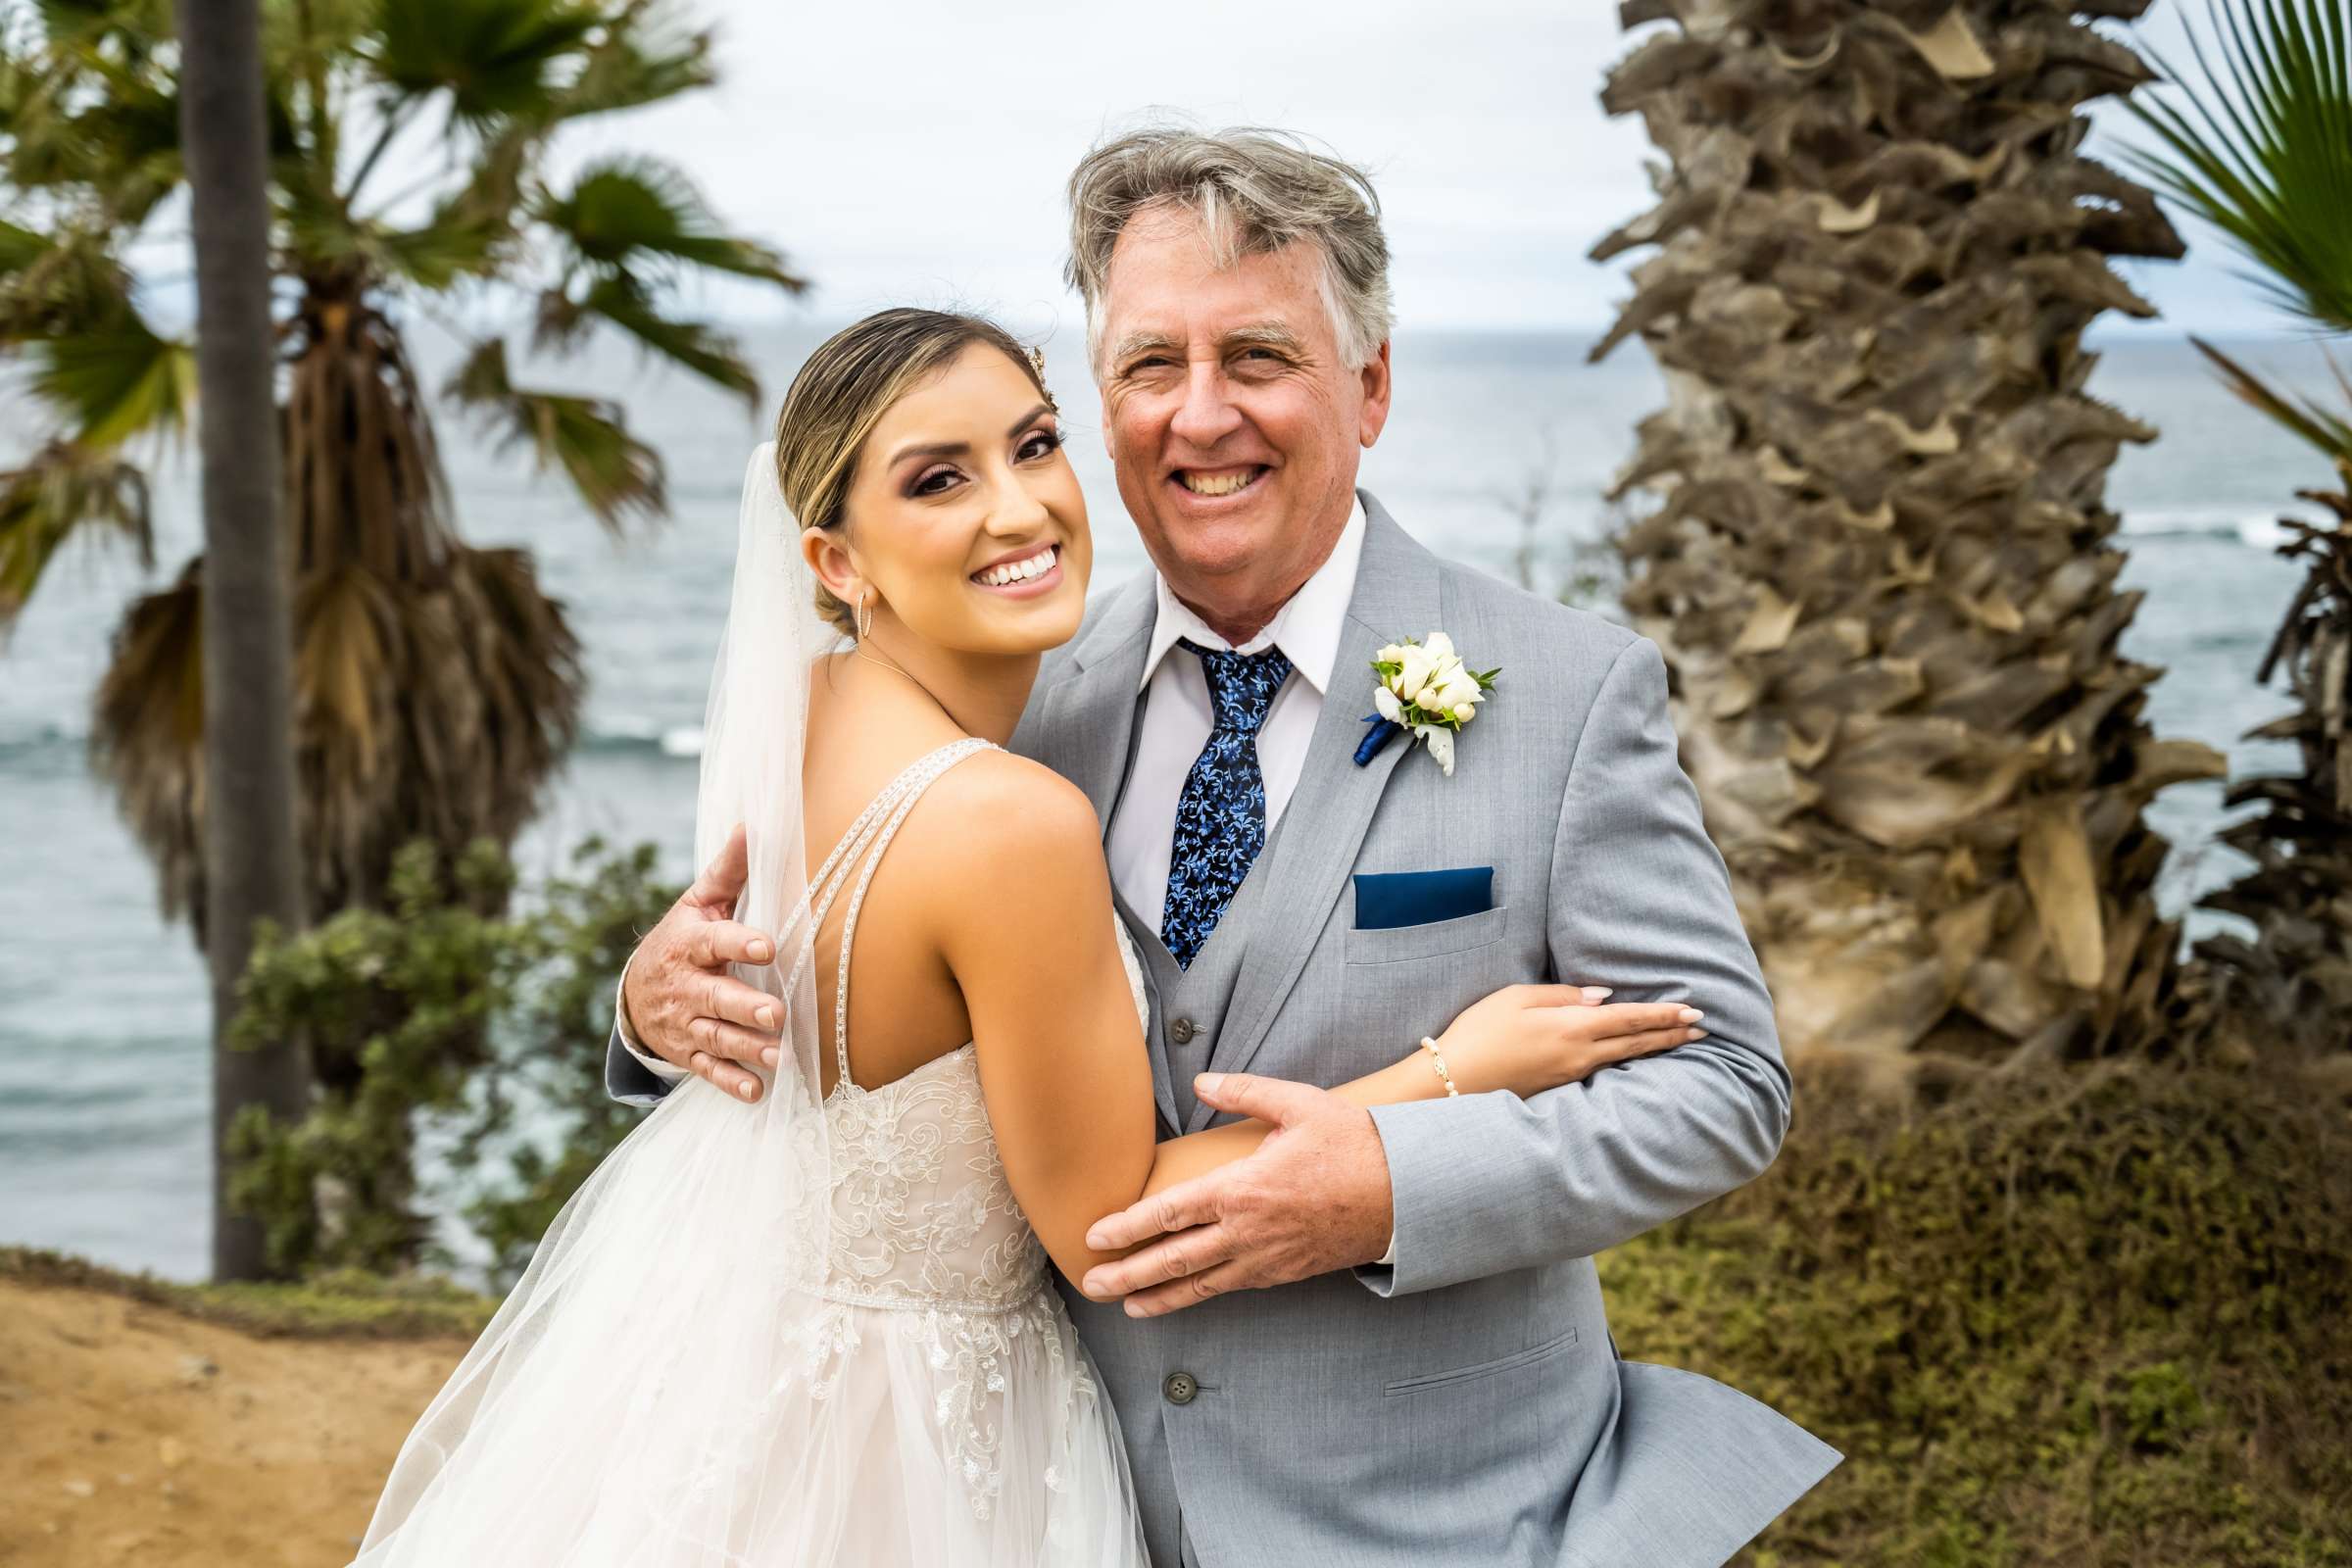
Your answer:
[805,740,1151,1314]
[819,1045,1037,1308]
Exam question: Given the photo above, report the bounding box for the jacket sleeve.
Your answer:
[604,956,688,1107]
[1358,635,1790,1298]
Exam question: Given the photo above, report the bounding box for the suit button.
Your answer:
[1162,1371,1200,1405]
[1168,1016,1197,1046]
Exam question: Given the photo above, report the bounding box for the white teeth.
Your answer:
[1180,468,1259,497]
[976,546,1055,587]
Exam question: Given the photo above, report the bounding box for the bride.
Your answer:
[351,308,1708,1565]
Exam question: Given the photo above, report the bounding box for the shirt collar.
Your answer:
[1138,494,1367,695]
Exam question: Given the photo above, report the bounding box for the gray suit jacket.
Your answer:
[609,494,1838,1566]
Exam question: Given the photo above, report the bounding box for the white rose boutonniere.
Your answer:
[1355,631,1499,777]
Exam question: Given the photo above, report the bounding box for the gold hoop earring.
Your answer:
[856,591,874,641]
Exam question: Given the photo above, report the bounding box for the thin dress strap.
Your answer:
[805,738,995,1096]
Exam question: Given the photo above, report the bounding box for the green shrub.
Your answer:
[448,837,676,1285]
[227,836,673,1284]
[1599,1059,2352,1566]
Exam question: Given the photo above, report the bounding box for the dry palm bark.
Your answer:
[90,299,585,938]
[2192,477,2352,1065]
[1592,0,2225,1063]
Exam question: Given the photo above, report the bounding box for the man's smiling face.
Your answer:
[1095,204,1392,641]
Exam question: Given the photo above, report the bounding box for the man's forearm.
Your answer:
[1362,1039,1787,1297]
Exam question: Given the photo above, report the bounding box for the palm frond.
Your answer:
[281,298,454,573]
[32,0,171,53]
[258,0,372,84]
[89,562,207,924]
[369,207,510,288]
[443,542,583,789]
[30,308,194,445]
[2121,0,2352,333]
[0,221,130,341]
[10,43,187,219]
[2193,336,2352,464]
[91,536,584,939]
[535,271,758,401]
[295,561,399,765]
[443,336,665,531]
[0,438,152,626]
[0,217,45,273]
[532,155,805,290]
[553,3,712,119]
[368,0,600,127]
[297,167,514,287]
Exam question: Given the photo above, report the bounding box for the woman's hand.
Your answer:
[1432,984,1704,1098]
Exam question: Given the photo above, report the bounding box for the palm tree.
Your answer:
[175,0,309,1280]
[2120,0,2352,1065]
[0,0,803,970]
[1592,0,2226,1066]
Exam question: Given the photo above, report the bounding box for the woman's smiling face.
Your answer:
[811,342,1092,658]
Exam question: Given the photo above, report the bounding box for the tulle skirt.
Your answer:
[350,1078,1150,1566]
[744,1288,1149,1565]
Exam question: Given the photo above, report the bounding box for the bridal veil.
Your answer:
[354,444,837,1562]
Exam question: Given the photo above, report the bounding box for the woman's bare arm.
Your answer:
[928,760,1159,1291]
[1134,983,1703,1199]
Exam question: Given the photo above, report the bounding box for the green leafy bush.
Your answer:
[451,838,675,1285]
[227,837,672,1284]
[1600,1059,2352,1567]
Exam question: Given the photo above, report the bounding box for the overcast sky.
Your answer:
[414,1,2276,340]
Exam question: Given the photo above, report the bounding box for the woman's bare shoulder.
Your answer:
[903,748,1105,897]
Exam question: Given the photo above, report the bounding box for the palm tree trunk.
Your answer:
[1592,0,2224,1066]
[175,0,310,1280]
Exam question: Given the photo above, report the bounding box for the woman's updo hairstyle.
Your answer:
[772,308,1054,637]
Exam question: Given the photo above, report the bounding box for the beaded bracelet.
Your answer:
[1419,1036,1460,1097]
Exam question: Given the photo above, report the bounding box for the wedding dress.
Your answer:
[352,447,1151,1565]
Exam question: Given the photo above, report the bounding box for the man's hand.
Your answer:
[1078,1072,1393,1317]
[622,824,782,1102]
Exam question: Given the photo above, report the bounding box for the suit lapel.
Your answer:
[1197,495,1444,1126]
[1037,575,1154,825]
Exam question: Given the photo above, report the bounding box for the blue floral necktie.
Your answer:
[1161,638,1295,969]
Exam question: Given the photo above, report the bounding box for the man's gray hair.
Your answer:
[1064,125,1396,371]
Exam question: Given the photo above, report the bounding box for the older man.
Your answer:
[609,127,1837,1567]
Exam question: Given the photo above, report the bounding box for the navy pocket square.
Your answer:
[1352,867,1494,930]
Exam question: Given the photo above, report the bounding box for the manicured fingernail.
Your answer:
[1582,987,1612,1003]
[1679,1007,1703,1023]
[747,939,773,962]
[757,1004,777,1028]
[1196,1072,1225,1098]
[1689,1027,1709,1039]
[738,1081,758,1100]
[761,1046,780,1067]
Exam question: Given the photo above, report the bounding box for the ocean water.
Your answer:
[0,326,2326,1279]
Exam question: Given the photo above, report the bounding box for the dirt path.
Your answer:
[0,1279,466,1567]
